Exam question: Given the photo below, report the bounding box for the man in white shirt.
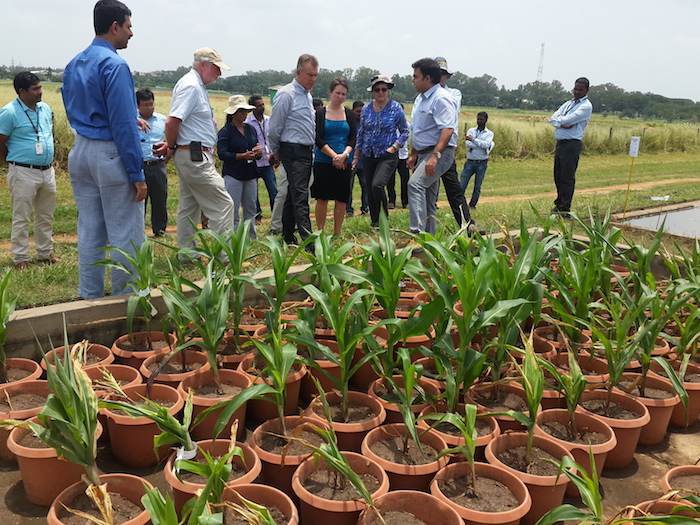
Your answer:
[245,95,277,225]
[460,111,494,209]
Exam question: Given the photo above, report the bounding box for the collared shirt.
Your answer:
[0,99,54,165]
[355,99,409,158]
[217,123,259,181]
[268,79,315,153]
[550,95,593,141]
[62,37,144,183]
[139,112,166,162]
[411,84,458,149]
[465,125,494,161]
[444,85,462,110]
[244,113,271,167]
[169,69,217,148]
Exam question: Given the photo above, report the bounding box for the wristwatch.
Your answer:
[431,151,442,159]
[167,145,178,151]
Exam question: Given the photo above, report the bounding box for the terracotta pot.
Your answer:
[625,337,673,371]
[650,359,700,428]
[661,465,700,497]
[361,423,449,492]
[485,432,574,525]
[372,298,422,320]
[469,381,537,433]
[430,461,531,525]
[292,451,390,525]
[221,483,299,525]
[532,325,591,355]
[356,490,463,525]
[8,417,103,507]
[239,353,306,423]
[534,408,616,497]
[0,379,50,462]
[413,290,432,304]
[111,331,175,369]
[307,391,386,452]
[371,325,435,351]
[551,352,609,384]
[164,439,261,516]
[47,473,153,525]
[576,389,650,470]
[103,383,184,468]
[349,343,380,391]
[216,331,258,370]
[235,307,269,335]
[413,356,448,392]
[624,499,696,519]
[248,415,330,500]
[613,373,680,446]
[368,376,441,424]
[1,357,43,384]
[139,349,210,387]
[177,368,252,441]
[299,338,341,403]
[418,403,500,462]
[279,300,315,321]
[41,343,114,372]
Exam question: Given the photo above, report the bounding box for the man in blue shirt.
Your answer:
[0,72,60,270]
[136,88,168,237]
[549,77,593,218]
[62,0,147,300]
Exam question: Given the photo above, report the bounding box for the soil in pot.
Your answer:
[539,421,609,444]
[437,474,520,512]
[1,358,42,384]
[144,356,205,375]
[302,469,381,500]
[55,491,143,525]
[116,333,171,352]
[43,344,113,370]
[578,399,642,420]
[223,507,288,525]
[365,511,426,525]
[618,381,675,400]
[179,456,253,485]
[368,435,440,466]
[495,446,561,476]
[0,391,46,412]
[471,388,527,413]
[257,428,325,456]
[667,474,700,493]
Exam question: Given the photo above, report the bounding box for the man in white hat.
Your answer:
[165,47,235,259]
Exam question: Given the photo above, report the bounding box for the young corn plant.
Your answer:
[218,492,276,525]
[0,268,17,384]
[141,486,223,525]
[539,350,588,440]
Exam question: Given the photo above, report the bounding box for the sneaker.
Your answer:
[360,209,369,216]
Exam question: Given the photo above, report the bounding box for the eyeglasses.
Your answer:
[373,87,388,93]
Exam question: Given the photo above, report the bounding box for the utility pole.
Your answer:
[537,43,545,83]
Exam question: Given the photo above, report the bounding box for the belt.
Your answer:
[467,159,488,163]
[557,139,581,143]
[177,145,214,152]
[414,145,454,155]
[144,159,165,165]
[280,142,314,151]
[9,161,52,171]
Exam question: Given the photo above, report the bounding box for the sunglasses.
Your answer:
[373,87,388,93]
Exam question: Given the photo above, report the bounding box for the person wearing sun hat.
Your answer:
[217,95,261,239]
[352,74,409,228]
[166,47,234,259]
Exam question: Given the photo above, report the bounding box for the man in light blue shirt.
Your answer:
[63,0,147,299]
[268,54,318,249]
[407,58,458,236]
[461,111,495,208]
[0,72,59,269]
[137,88,168,237]
[549,77,593,217]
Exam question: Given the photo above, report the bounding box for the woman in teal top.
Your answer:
[312,77,357,235]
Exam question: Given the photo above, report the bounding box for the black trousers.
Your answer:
[143,161,168,234]
[553,139,583,212]
[441,160,471,226]
[280,142,313,242]
[363,151,398,226]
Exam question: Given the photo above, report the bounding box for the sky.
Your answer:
[3,0,700,102]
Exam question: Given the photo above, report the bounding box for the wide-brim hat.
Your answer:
[194,47,231,71]
[435,56,453,76]
[367,74,395,91]
[223,95,255,114]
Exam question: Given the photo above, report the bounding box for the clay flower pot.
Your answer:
[8,417,103,507]
[576,389,650,470]
[0,379,50,462]
[485,432,574,525]
[469,381,537,433]
[298,338,342,403]
[650,359,700,428]
[139,349,210,388]
[221,483,299,525]
[291,451,390,525]
[111,331,175,369]
[661,464,700,497]
[103,383,184,468]
[1,357,43,384]
[47,473,153,525]
[41,343,114,371]
[216,331,258,370]
[349,343,380,391]
[624,499,696,520]
[307,391,386,452]
[367,376,441,424]
[532,325,591,355]
[164,439,261,517]
[551,352,610,384]
[371,324,435,352]
[177,368,252,441]
[430,461,531,525]
[613,372,680,446]
[360,423,449,492]
[534,408,616,497]
[356,490,463,525]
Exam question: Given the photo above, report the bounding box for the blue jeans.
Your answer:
[68,135,145,299]
[460,160,489,208]
[255,165,278,218]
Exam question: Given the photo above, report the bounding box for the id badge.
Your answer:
[35,142,44,155]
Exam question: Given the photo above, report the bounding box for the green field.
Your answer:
[1,82,699,308]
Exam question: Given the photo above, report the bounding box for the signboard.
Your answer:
[629,136,641,157]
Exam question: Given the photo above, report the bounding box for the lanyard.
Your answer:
[563,99,579,115]
[17,99,41,141]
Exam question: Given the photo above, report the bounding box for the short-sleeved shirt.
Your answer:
[169,69,217,148]
[0,99,54,165]
[139,112,166,162]
[411,84,458,149]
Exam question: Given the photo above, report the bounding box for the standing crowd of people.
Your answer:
[0,0,593,300]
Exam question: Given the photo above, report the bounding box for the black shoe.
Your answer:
[388,203,395,210]
[551,207,571,219]
[154,230,166,238]
[283,235,298,245]
[304,242,316,255]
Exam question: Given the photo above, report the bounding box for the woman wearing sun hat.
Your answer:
[217,95,262,239]
[352,74,410,228]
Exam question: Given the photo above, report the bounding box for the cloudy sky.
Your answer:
[3,0,699,101]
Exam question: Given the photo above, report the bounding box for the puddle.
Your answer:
[625,206,700,237]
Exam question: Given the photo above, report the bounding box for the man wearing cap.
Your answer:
[165,47,235,258]
[435,56,473,229]
[0,72,59,270]
[62,0,146,299]
[268,54,319,249]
